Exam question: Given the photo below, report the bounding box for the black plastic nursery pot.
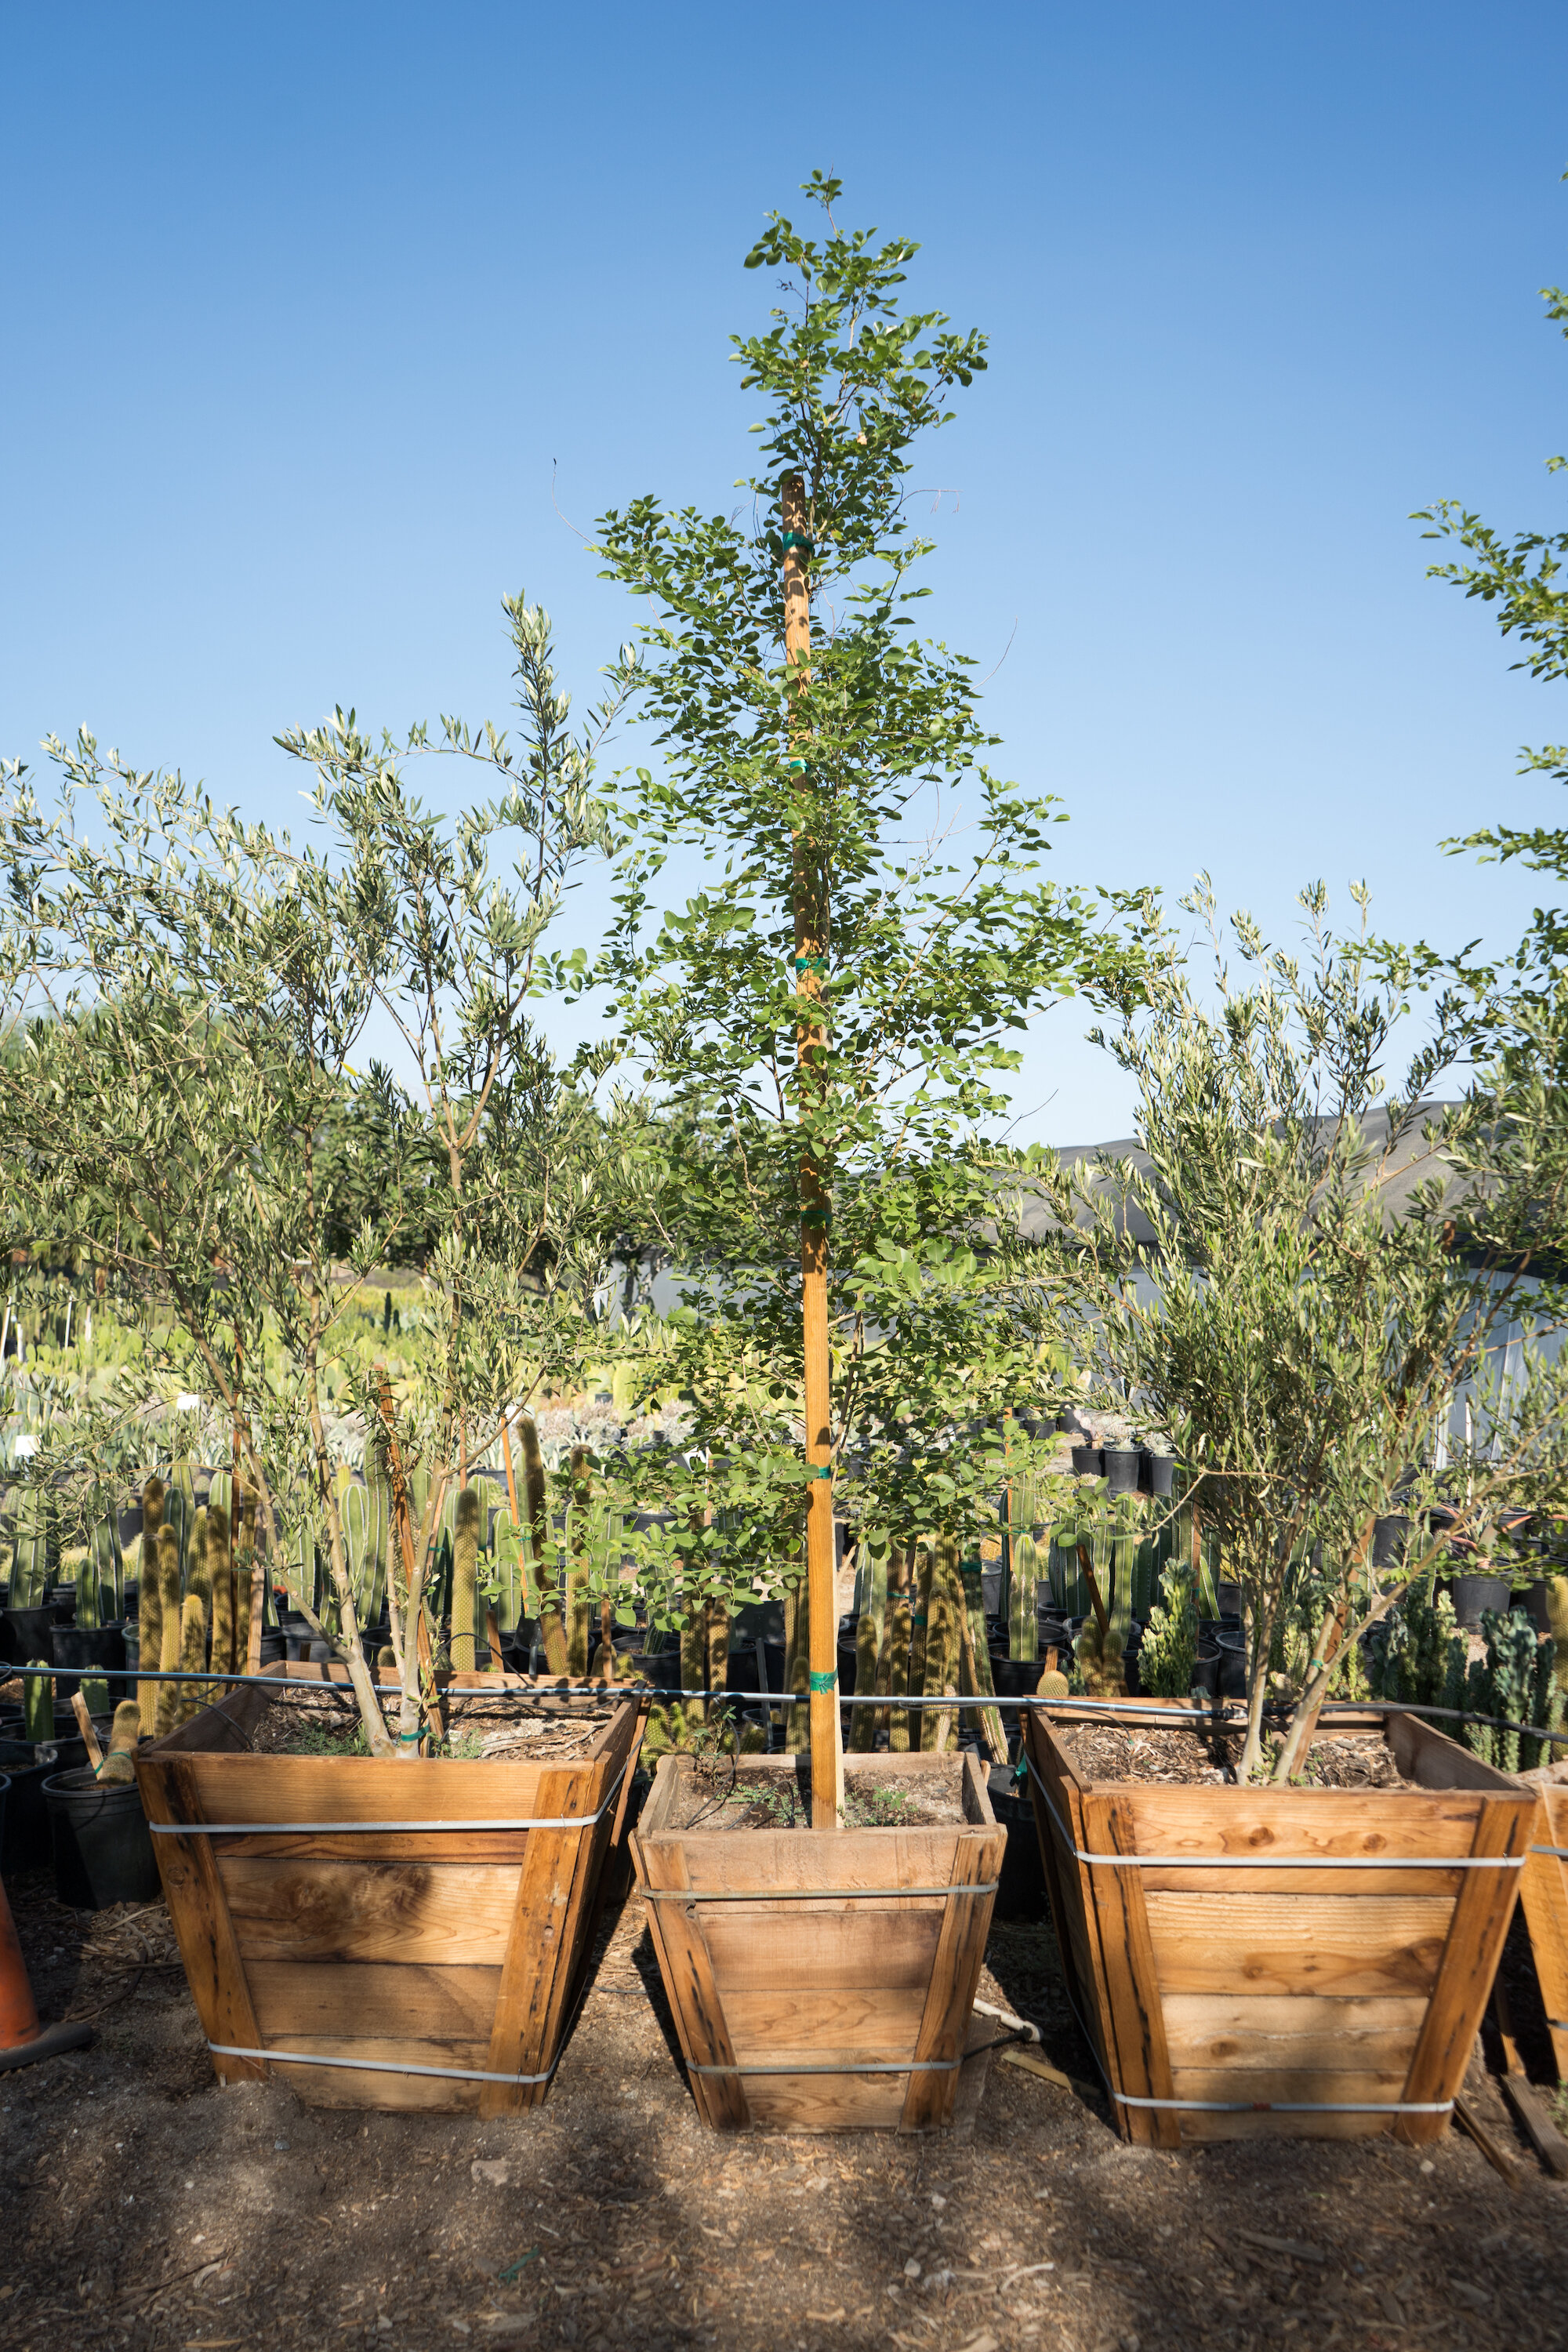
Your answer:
[986,1762,1047,1919]
[47,1587,78,1624]
[1191,1638,1221,1697]
[44,1766,162,1908]
[51,1623,129,1703]
[0,1735,89,1871]
[1142,1451,1176,1498]
[1454,1573,1512,1629]
[1069,1444,1103,1478]
[1102,1446,1141,1496]
[0,1606,56,1668]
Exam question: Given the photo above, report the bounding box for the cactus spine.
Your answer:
[208,1503,234,1679]
[154,1525,184,1736]
[450,1485,481,1672]
[136,1478,166,1737]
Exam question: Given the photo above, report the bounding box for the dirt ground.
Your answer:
[3,1829,1566,2352]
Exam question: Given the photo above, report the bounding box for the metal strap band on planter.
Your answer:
[688,2056,962,2078]
[642,1879,998,1904]
[1024,1757,1524,1872]
[208,2042,556,2087]
[151,1762,627,1838]
[1532,1844,1568,1861]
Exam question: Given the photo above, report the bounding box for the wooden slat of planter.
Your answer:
[480,1759,600,2116]
[1395,1792,1533,2147]
[177,1754,547,1824]
[1138,1863,1465,1896]
[1519,1791,1568,2082]
[1122,1785,1486,1860]
[1145,1894,1452,1997]
[1387,1711,1519,1793]
[1179,2105,1388,2144]
[264,2039,489,2112]
[1082,1794,1180,2150]
[1020,1713,1110,2082]
[219,1857,522,1965]
[248,1960,503,2043]
[675,1825,982,1902]
[697,1908,943,1993]
[724,1987,928,2052]
[900,1833,1003,2131]
[211,1831,532,1864]
[638,1834,750,2131]
[1171,2063,1409,2107]
[136,1752,267,2085]
[1162,1993,1425,2074]
[745,2074,909,2132]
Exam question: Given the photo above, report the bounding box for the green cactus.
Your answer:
[565,1449,593,1680]
[851,1533,889,1753]
[137,1478,167,1737]
[154,1525,185,1737]
[885,1542,913,1753]
[22,1661,53,1743]
[1464,1607,1547,1773]
[1139,1558,1198,1698]
[208,1502,234,1679]
[97,1699,141,1784]
[492,1505,524,1635]
[518,1416,565,1674]
[918,1538,962,1752]
[11,1485,51,1609]
[450,1486,481,1672]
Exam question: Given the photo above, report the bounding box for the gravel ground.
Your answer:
[2,1857,1564,2352]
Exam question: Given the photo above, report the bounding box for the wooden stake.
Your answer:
[373,1367,447,1750]
[783,468,841,1828]
[70,1690,103,1771]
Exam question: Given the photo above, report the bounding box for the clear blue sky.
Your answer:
[4,2,1566,1140]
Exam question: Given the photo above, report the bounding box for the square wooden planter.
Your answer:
[1022,1699,1536,2147]
[630,1749,1006,2132]
[135,1663,645,2112]
[1519,1783,1568,2083]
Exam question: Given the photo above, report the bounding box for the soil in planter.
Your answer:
[662,1754,967,1831]
[1058,1720,1417,1788]
[243,1686,615,1764]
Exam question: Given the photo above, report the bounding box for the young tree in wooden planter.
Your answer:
[594,176,1138,2129]
[1020,883,1566,2142]
[0,608,652,2108]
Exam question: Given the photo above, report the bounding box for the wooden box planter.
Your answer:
[1022,1699,1536,2147]
[1519,1783,1568,2083]
[135,1663,645,2113]
[630,1750,1005,2133]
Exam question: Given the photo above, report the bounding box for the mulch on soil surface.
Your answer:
[249,1690,612,1763]
[663,1757,968,1834]
[2,1805,1563,2351]
[1059,1722,1410,1788]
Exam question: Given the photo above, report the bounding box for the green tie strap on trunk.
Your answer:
[805,1463,833,1479]
[779,531,815,556]
[808,1668,836,1693]
[794,955,828,972]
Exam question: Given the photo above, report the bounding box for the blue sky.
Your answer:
[4,2,1566,1140]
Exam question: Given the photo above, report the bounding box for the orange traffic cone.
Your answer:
[0,1871,94,2074]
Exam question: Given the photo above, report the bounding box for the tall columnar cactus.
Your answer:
[1546,1576,1568,1689]
[22,1661,53,1743]
[136,1478,167,1737]
[11,1485,50,1609]
[919,1538,963,1753]
[1464,1607,1546,1774]
[449,1485,481,1673]
[851,1534,888,1753]
[520,1415,566,1674]
[154,1525,184,1737]
[207,1503,234,1679]
[886,1542,913,1752]
[566,1449,593,1680]
[97,1699,141,1784]
[176,1513,213,1724]
[233,1479,255,1671]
